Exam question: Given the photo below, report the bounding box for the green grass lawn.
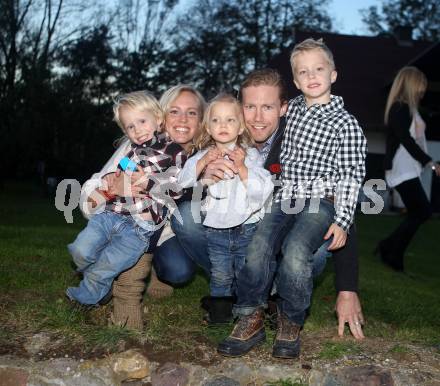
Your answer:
[1,181,439,358]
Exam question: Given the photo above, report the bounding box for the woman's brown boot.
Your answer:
[111,253,152,330]
[146,266,174,299]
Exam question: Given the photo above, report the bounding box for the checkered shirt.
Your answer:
[107,132,187,225]
[277,95,367,231]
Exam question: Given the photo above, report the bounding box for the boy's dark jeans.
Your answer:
[234,198,335,326]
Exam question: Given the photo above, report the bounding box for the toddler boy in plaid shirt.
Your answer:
[66,91,186,306]
[218,38,366,359]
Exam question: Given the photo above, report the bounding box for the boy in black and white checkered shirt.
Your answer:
[218,39,366,359]
[280,38,367,245]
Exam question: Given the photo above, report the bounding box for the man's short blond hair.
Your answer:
[290,38,335,73]
[239,68,288,103]
[113,90,163,130]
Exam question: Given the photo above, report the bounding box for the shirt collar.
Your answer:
[131,131,164,149]
[258,126,279,154]
[293,94,344,115]
[262,128,278,151]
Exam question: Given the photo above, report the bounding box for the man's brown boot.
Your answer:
[217,308,265,357]
[272,312,301,359]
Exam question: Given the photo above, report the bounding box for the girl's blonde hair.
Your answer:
[384,66,427,125]
[195,93,253,150]
[113,90,163,130]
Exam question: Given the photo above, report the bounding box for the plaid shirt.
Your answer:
[107,132,187,226]
[258,128,278,162]
[277,95,367,231]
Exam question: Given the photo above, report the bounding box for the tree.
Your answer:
[361,0,440,41]
[111,0,180,93]
[0,0,99,176]
[171,0,333,96]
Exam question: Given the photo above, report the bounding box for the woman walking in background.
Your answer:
[377,66,440,272]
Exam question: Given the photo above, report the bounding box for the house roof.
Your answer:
[408,41,440,82]
[268,31,433,132]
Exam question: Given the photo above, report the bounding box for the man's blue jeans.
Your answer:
[170,201,331,284]
[206,222,258,297]
[169,200,331,286]
[234,198,335,326]
[66,211,156,305]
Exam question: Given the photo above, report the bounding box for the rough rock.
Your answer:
[79,349,150,383]
[0,367,29,386]
[217,360,253,385]
[24,333,51,355]
[151,362,190,386]
[254,364,306,383]
[30,358,116,386]
[203,376,240,386]
[185,364,210,385]
[2,340,440,386]
[333,365,394,386]
[109,349,150,381]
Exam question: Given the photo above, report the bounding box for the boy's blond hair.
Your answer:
[384,66,427,125]
[113,90,163,131]
[290,38,335,73]
[195,93,253,150]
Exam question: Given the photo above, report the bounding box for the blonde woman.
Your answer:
[377,67,440,271]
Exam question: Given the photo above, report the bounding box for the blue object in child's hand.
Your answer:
[119,157,138,172]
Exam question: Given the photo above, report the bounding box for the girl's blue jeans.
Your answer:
[66,211,156,305]
[206,222,258,297]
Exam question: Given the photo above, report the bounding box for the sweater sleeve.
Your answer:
[334,117,367,231]
[79,139,131,219]
[333,223,359,292]
[388,103,431,166]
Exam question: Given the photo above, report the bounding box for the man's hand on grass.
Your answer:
[335,290,365,340]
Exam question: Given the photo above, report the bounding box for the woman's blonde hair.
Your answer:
[384,66,427,124]
[113,90,163,130]
[195,93,253,150]
[160,84,206,119]
[160,84,206,153]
